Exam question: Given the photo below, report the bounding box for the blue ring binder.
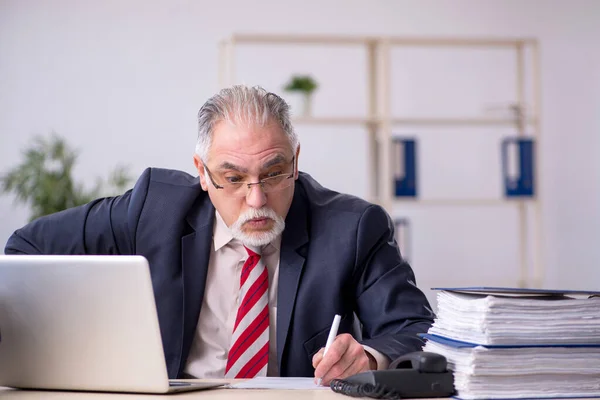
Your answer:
[393,138,417,197]
[501,137,535,197]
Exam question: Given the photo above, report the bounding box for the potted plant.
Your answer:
[1,133,131,221]
[283,74,318,117]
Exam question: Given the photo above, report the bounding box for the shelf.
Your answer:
[226,34,537,48]
[228,34,371,45]
[391,117,538,126]
[291,116,537,126]
[391,198,536,207]
[388,37,537,47]
[292,116,375,125]
[221,32,542,288]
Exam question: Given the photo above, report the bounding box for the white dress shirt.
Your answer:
[184,211,389,378]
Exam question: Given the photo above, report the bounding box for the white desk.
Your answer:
[3,384,596,400]
[0,380,443,399]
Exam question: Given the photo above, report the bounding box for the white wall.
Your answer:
[1,0,599,305]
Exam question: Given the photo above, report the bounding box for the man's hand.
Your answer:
[312,333,376,386]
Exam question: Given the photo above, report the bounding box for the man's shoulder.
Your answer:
[144,167,200,188]
[132,167,203,205]
[296,172,377,216]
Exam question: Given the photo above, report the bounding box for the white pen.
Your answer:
[317,314,341,386]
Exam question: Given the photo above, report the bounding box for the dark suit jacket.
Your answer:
[5,168,434,378]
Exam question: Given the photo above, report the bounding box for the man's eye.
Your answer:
[266,171,283,178]
[225,175,243,184]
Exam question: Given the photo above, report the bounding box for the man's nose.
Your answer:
[245,184,267,209]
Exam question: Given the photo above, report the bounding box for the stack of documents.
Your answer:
[422,287,600,399]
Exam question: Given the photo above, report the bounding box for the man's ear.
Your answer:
[193,154,209,191]
[294,144,301,179]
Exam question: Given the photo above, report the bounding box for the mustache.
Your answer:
[238,207,279,224]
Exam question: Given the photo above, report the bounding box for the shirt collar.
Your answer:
[212,211,282,254]
[213,211,234,252]
[264,232,281,255]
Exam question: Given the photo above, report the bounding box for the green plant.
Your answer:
[0,133,132,221]
[283,75,318,94]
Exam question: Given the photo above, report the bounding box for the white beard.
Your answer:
[230,207,285,248]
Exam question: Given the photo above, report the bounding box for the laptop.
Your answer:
[0,255,225,393]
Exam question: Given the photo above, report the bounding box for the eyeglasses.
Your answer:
[204,156,296,198]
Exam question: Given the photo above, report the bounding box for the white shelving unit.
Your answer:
[218,34,542,289]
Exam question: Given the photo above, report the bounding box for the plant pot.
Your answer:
[286,92,313,118]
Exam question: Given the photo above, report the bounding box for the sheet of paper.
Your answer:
[228,377,329,390]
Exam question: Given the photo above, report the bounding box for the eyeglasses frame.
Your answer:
[203,156,296,194]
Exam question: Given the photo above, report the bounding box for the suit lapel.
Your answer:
[277,187,309,371]
[177,196,215,377]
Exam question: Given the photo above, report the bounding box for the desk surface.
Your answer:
[0,379,443,399]
[0,388,330,399]
[2,383,597,400]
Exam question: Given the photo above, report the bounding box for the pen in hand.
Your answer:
[316,314,341,386]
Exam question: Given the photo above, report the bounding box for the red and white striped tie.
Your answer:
[225,246,270,378]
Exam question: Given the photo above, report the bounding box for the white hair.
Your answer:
[195,85,299,161]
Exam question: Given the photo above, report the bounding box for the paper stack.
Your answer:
[421,287,600,399]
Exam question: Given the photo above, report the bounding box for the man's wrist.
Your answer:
[365,350,377,370]
[361,345,391,370]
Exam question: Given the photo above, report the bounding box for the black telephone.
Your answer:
[330,351,455,399]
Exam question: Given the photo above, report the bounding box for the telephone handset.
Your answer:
[330,351,455,399]
[388,350,448,372]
